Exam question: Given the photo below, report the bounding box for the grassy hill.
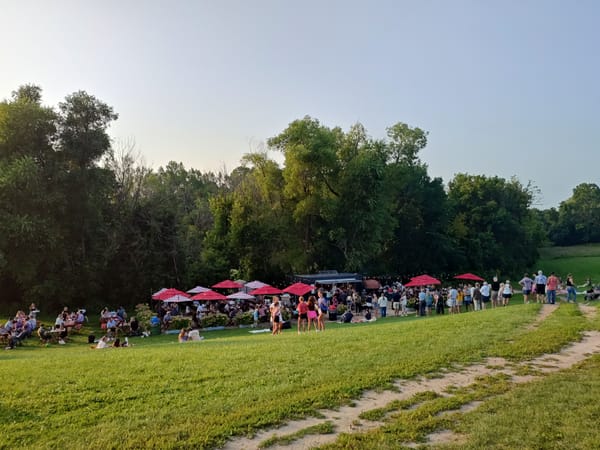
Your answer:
[1,301,599,449]
[537,243,600,283]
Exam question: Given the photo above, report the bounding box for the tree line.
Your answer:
[1,86,597,311]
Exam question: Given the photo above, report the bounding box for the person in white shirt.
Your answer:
[378,293,388,318]
[502,280,513,306]
[480,282,491,310]
[534,270,547,303]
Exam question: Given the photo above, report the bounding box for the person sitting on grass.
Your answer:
[37,324,52,344]
[187,329,204,341]
[129,316,141,336]
[54,324,68,345]
[340,309,353,323]
[178,328,189,343]
[94,336,109,349]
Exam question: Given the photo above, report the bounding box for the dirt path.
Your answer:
[222,306,600,450]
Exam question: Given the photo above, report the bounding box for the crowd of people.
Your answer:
[3,271,595,349]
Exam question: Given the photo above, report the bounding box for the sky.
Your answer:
[1,0,599,209]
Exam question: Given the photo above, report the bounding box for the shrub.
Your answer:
[233,312,254,326]
[337,304,347,314]
[134,303,153,332]
[200,313,228,328]
[171,316,191,330]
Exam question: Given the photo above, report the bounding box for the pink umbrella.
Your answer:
[212,279,244,289]
[153,288,190,301]
[163,294,191,303]
[454,273,485,282]
[283,282,313,296]
[191,290,228,301]
[187,285,210,294]
[245,280,268,290]
[250,285,283,295]
[227,291,256,300]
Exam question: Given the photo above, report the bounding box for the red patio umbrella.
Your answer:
[283,282,313,296]
[190,290,228,301]
[454,273,484,282]
[404,274,441,287]
[212,279,244,289]
[153,288,190,301]
[250,285,283,295]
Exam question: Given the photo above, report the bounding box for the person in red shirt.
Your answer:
[546,272,559,305]
[296,296,309,334]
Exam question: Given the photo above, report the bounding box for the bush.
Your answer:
[171,316,191,330]
[200,313,228,328]
[233,312,254,326]
[134,303,153,332]
[337,304,347,314]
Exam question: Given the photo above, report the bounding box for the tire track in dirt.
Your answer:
[222,306,600,450]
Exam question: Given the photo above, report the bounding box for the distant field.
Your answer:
[537,244,600,283]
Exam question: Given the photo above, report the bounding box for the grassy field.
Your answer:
[537,243,600,283]
[0,301,596,449]
[1,246,600,449]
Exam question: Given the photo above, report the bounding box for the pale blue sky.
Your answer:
[2,0,599,208]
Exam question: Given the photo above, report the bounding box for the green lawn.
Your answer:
[0,301,596,449]
[2,245,600,449]
[537,243,600,283]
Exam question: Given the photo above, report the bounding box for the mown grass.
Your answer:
[2,244,598,449]
[440,355,600,449]
[0,304,564,449]
[537,243,600,282]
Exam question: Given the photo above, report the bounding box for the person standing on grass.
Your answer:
[463,284,473,312]
[306,296,318,332]
[456,286,463,313]
[472,283,482,311]
[296,296,308,333]
[565,274,577,303]
[317,290,327,331]
[519,273,534,304]
[480,282,491,310]
[546,272,559,305]
[435,290,445,315]
[491,276,501,308]
[378,291,388,318]
[400,292,408,316]
[448,286,458,314]
[502,280,513,306]
[534,270,547,303]
[392,289,401,316]
[270,297,282,335]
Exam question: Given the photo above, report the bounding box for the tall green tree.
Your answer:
[0,86,64,306]
[550,183,600,245]
[447,174,540,275]
[267,117,341,271]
